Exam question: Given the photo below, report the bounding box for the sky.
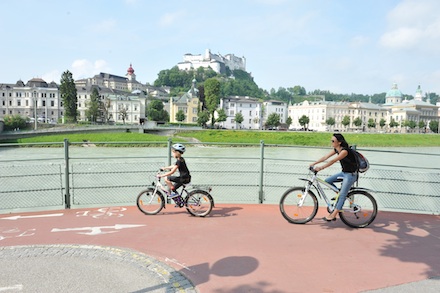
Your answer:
[1,0,440,96]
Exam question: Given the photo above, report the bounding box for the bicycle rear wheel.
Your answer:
[136,188,165,215]
[185,190,213,217]
[279,187,318,224]
[339,190,377,228]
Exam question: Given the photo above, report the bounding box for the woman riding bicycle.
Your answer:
[310,133,358,222]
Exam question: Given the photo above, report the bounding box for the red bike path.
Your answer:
[1,204,439,293]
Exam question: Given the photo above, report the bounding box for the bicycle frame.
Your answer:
[298,170,372,213]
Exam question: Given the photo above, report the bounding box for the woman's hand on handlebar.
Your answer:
[309,165,320,173]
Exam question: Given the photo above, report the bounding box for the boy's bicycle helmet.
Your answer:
[172,143,186,153]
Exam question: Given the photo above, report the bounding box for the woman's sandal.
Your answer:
[322,217,337,222]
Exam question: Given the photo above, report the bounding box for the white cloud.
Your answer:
[159,11,186,27]
[42,70,62,83]
[380,0,440,50]
[71,59,111,79]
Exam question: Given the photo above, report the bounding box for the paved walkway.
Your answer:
[0,204,439,292]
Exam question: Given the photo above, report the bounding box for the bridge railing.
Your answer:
[1,140,439,215]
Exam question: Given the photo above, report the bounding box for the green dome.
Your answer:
[386,83,402,98]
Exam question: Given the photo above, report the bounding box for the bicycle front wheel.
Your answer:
[136,188,165,215]
[279,187,318,224]
[339,190,377,228]
[185,190,214,217]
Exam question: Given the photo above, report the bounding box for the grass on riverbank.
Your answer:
[3,132,171,146]
[175,130,440,147]
[3,129,440,147]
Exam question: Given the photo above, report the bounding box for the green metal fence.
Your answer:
[1,139,439,215]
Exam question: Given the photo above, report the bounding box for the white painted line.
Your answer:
[0,284,23,291]
[51,224,145,235]
[165,257,195,272]
[1,213,64,220]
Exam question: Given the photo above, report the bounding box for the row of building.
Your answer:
[1,61,439,132]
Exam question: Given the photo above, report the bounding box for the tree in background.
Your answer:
[197,110,210,127]
[119,108,128,124]
[234,112,244,129]
[389,118,399,130]
[147,100,169,122]
[353,117,362,128]
[176,110,186,123]
[216,108,227,127]
[326,117,335,130]
[60,70,78,123]
[299,115,310,130]
[379,118,386,129]
[368,118,376,129]
[342,115,351,130]
[286,116,292,129]
[86,87,100,123]
[265,113,281,129]
[3,115,27,131]
[429,120,439,133]
[204,78,221,126]
[418,121,426,133]
[100,97,112,123]
[403,120,417,132]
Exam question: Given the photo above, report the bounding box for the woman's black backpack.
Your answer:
[350,146,369,173]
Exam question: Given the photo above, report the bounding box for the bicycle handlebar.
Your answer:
[309,166,318,174]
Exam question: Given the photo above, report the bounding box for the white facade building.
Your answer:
[178,49,246,75]
[288,99,388,132]
[382,84,439,132]
[220,96,262,129]
[0,78,61,123]
[263,100,288,125]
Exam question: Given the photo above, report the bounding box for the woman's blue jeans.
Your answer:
[325,172,358,210]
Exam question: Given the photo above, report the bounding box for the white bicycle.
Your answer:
[279,167,377,228]
[136,170,214,217]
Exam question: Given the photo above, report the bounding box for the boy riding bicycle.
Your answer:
[159,143,191,198]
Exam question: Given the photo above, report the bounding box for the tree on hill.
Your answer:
[60,70,78,123]
[154,66,266,99]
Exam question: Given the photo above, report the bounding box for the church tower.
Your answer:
[126,63,136,81]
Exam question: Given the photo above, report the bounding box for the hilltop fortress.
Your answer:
[177,49,246,74]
